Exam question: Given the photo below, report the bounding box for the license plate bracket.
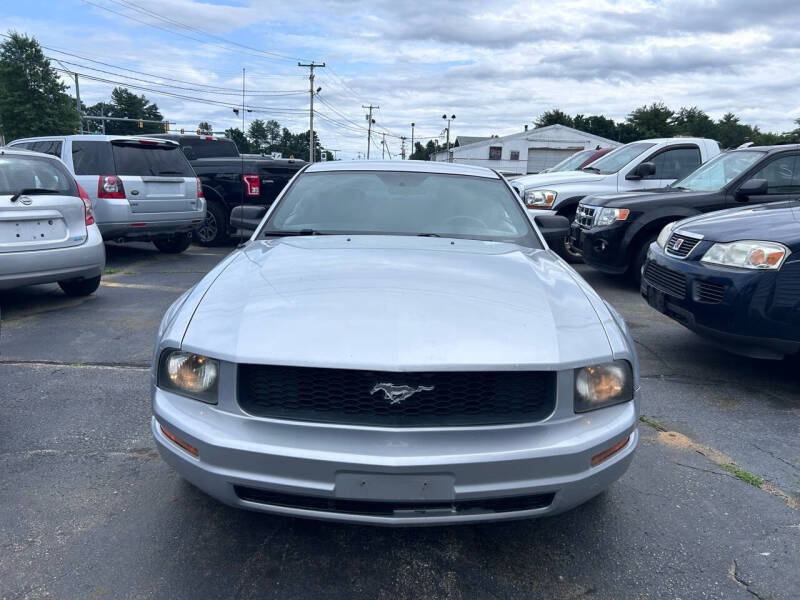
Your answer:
[335,472,455,502]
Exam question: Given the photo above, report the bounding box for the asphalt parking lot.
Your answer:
[1,243,798,600]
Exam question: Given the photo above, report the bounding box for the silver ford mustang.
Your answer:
[151,161,640,525]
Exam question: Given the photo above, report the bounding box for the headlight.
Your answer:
[700,240,790,270]
[594,207,630,226]
[524,189,557,208]
[574,360,633,413]
[656,221,678,249]
[158,349,219,403]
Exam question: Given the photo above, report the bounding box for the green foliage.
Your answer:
[0,31,78,141]
[224,127,251,153]
[409,140,442,161]
[102,87,163,135]
[247,119,268,150]
[535,104,799,148]
[197,121,212,134]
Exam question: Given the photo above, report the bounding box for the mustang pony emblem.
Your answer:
[370,383,435,405]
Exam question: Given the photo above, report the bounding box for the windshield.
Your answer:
[670,150,764,192]
[548,150,594,173]
[264,171,540,246]
[585,142,656,174]
[0,154,77,196]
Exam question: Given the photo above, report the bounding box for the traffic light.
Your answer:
[180,128,185,135]
[138,120,143,128]
[163,122,169,132]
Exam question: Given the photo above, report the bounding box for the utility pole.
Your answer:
[74,72,82,133]
[362,104,379,159]
[382,133,386,159]
[242,68,246,132]
[299,61,325,163]
[100,102,105,134]
[442,114,456,162]
[410,122,415,158]
[400,137,407,160]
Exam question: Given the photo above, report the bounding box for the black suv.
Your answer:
[569,145,800,281]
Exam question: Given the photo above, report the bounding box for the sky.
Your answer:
[2,0,800,159]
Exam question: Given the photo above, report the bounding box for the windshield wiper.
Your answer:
[157,170,184,175]
[9,188,60,202]
[417,233,441,237]
[260,229,326,237]
[581,166,600,173]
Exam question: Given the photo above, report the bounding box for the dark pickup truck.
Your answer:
[569,144,800,282]
[149,134,305,245]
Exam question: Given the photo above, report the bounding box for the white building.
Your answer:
[432,124,621,175]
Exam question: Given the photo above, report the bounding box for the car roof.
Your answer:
[10,134,178,145]
[0,147,65,160]
[745,143,800,153]
[304,160,500,178]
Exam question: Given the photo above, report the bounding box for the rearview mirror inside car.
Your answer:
[625,161,656,180]
[735,178,768,201]
[230,205,267,232]
[533,214,571,245]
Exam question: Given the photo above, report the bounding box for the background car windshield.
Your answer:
[671,150,763,192]
[549,149,594,172]
[111,143,194,176]
[180,137,239,159]
[266,171,539,245]
[586,142,656,174]
[0,155,77,195]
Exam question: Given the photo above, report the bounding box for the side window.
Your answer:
[749,155,800,194]
[71,141,115,175]
[646,147,701,180]
[489,146,502,160]
[30,140,63,157]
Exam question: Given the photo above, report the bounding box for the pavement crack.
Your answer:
[751,443,800,472]
[728,560,766,599]
[0,359,149,371]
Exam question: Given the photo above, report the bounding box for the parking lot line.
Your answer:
[100,281,188,293]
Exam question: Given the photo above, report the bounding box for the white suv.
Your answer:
[8,135,206,253]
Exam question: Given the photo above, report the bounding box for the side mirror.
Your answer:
[534,214,571,245]
[735,178,768,201]
[626,161,656,180]
[230,205,267,232]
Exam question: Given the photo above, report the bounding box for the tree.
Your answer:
[626,102,674,138]
[572,114,619,140]
[224,127,251,153]
[264,119,281,147]
[197,121,212,135]
[103,87,163,135]
[0,31,78,141]
[534,109,573,128]
[714,113,749,149]
[247,119,268,151]
[670,107,716,139]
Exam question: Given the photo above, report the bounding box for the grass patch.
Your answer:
[639,415,667,432]
[720,463,765,487]
[103,268,120,275]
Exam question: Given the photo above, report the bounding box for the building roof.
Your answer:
[450,124,620,152]
[454,136,490,147]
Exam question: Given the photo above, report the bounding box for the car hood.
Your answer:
[515,170,608,189]
[675,200,800,244]
[180,236,614,370]
[584,188,702,208]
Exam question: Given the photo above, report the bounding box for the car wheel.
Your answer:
[554,208,583,264]
[58,275,101,297]
[630,235,658,285]
[195,200,229,247]
[153,233,192,254]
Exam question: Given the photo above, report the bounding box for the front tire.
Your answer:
[153,234,192,254]
[195,200,229,247]
[554,207,582,264]
[630,235,658,285]
[58,275,101,297]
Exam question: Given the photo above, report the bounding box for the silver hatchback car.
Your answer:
[8,135,205,253]
[152,161,639,525]
[0,148,105,295]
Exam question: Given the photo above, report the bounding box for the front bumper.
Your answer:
[569,221,631,274]
[641,244,800,359]
[0,224,105,290]
[152,386,639,526]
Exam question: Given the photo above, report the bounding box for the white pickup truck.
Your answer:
[512,137,721,260]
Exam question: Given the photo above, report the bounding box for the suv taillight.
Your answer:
[242,174,260,197]
[77,182,94,226]
[98,175,125,199]
[196,177,204,199]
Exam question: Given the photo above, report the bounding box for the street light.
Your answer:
[410,122,415,159]
[442,114,456,162]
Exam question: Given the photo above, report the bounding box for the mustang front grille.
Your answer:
[237,365,556,427]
